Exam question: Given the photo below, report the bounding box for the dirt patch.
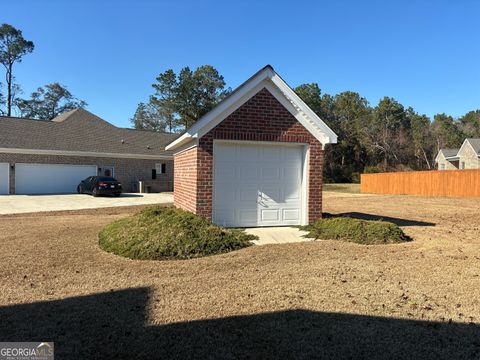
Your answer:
[1,192,479,358]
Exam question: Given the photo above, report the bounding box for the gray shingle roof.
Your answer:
[0,108,179,157]
[439,148,459,158]
[466,138,480,154]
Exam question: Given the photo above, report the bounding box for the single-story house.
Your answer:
[166,65,337,227]
[0,108,178,194]
[435,138,480,170]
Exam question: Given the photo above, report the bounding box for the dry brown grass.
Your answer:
[323,183,360,193]
[1,194,480,359]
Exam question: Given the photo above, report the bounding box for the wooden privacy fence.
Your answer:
[360,169,480,197]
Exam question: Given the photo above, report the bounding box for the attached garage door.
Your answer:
[0,163,9,195]
[15,164,97,194]
[213,142,305,227]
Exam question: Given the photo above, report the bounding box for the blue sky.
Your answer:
[2,0,479,127]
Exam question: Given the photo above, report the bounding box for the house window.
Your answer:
[155,163,166,174]
[460,162,465,169]
[440,164,445,170]
[152,169,156,180]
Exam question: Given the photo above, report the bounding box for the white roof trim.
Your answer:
[166,66,337,151]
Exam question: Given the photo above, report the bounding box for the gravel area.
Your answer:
[1,193,479,359]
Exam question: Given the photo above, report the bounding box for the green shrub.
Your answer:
[301,217,410,245]
[99,206,256,260]
[363,166,383,174]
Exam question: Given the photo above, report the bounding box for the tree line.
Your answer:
[0,23,86,119]
[133,65,479,182]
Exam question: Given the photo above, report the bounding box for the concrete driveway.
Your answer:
[0,193,173,215]
[246,227,314,245]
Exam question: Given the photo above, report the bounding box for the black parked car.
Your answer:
[77,176,122,197]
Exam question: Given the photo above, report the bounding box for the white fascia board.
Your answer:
[263,82,331,146]
[165,132,192,150]
[166,69,272,151]
[270,73,337,144]
[0,147,173,160]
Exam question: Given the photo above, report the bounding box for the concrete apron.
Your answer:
[245,227,313,246]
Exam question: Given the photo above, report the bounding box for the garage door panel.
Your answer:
[262,146,281,161]
[260,209,279,222]
[240,167,259,181]
[213,208,235,227]
[283,209,300,221]
[214,145,238,162]
[214,187,236,203]
[261,187,281,202]
[261,167,280,181]
[215,163,236,182]
[284,184,301,201]
[15,164,97,194]
[284,150,301,161]
[239,188,258,202]
[214,142,305,227]
[239,209,257,224]
[0,163,9,195]
[239,146,259,160]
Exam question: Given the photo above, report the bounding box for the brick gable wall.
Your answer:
[193,87,324,222]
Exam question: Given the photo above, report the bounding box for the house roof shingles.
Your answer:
[466,138,480,154]
[0,108,179,157]
[440,148,460,158]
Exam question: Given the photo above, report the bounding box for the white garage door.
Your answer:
[15,164,97,194]
[213,142,305,227]
[0,163,9,195]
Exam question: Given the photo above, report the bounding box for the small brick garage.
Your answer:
[166,65,337,227]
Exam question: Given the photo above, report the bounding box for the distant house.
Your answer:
[0,108,178,194]
[435,138,480,170]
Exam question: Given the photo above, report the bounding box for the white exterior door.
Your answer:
[15,164,97,194]
[0,163,9,195]
[213,142,305,227]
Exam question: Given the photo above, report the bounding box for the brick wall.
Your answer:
[193,87,324,223]
[0,153,173,194]
[173,147,198,213]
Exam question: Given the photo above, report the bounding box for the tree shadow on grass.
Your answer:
[0,287,478,359]
[325,212,435,227]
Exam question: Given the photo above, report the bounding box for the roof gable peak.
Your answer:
[166,65,337,151]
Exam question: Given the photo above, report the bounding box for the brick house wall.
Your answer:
[173,147,198,213]
[172,87,325,223]
[0,153,173,194]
